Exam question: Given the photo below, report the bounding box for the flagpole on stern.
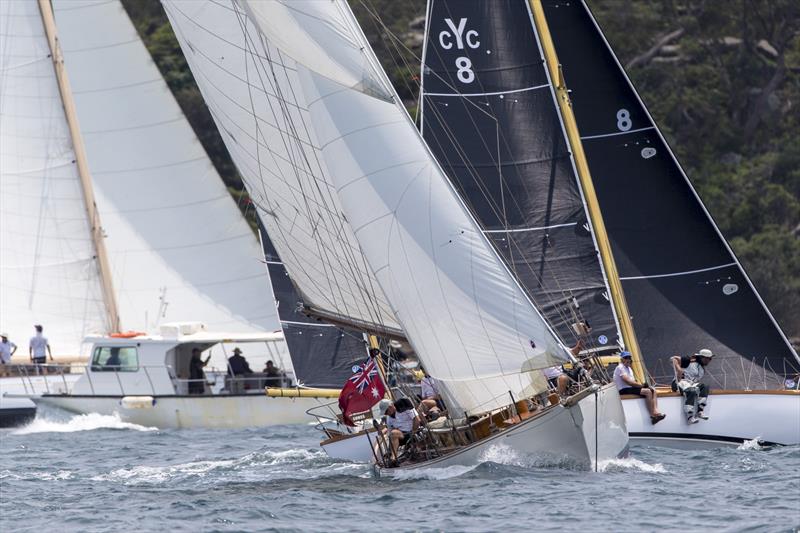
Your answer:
[369,335,394,401]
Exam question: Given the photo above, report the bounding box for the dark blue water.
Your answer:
[1,407,798,532]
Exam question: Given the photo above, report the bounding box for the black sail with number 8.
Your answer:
[420,0,621,353]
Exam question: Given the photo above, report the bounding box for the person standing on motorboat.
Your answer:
[189,348,211,394]
[671,349,714,424]
[614,351,666,424]
[227,347,253,376]
[29,325,53,373]
[0,333,17,376]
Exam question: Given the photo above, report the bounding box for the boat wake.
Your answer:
[91,447,368,485]
[11,412,157,435]
[736,438,765,451]
[597,457,667,473]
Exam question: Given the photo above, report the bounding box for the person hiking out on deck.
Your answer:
[614,351,666,425]
[672,348,713,424]
[29,325,53,374]
[189,348,211,394]
[543,339,585,396]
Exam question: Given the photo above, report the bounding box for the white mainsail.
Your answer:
[51,0,281,335]
[0,0,108,355]
[164,0,570,415]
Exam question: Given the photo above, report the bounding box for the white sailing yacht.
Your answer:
[0,0,339,428]
[162,0,629,469]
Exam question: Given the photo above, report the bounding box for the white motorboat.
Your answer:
[20,323,336,429]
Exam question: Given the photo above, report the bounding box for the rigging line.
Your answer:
[483,222,578,233]
[239,10,390,331]
[580,126,655,140]
[421,99,587,344]
[619,262,738,281]
[266,36,394,333]
[234,8,352,320]
[425,83,551,98]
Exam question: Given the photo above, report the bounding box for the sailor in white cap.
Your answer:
[671,348,714,423]
[1,333,18,375]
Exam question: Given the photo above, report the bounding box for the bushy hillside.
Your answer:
[122,0,799,340]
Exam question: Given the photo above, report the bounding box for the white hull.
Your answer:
[623,391,800,448]
[324,384,628,470]
[35,394,324,429]
[322,429,380,463]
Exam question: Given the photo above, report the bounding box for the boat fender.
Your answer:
[120,396,156,409]
[110,331,146,338]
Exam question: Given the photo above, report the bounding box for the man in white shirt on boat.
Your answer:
[613,351,666,425]
[1,333,18,376]
[29,325,53,372]
[381,398,421,460]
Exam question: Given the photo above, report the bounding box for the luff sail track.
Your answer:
[542,0,799,389]
[420,0,622,353]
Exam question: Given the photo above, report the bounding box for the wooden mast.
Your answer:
[528,0,646,381]
[38,0,121,333]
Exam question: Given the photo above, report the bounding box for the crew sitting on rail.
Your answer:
[614,351,666,425]
[381,397,421,459]
[418,367,444,418]
[543,339,585,396]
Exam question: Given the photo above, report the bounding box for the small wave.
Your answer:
[737,438,765,451]
[386,464,478,481]
[92,448,337,485]
[12,413,157,435]
[598,456,666,473]
[0,469,75,481]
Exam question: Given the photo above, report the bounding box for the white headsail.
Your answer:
[164,0,570,415]
[51,0,281,335]
[0,0,108,355]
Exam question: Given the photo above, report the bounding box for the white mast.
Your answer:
[37,0,120,333]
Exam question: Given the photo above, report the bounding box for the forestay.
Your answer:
[52,0,282,335]
[0,0,108,356]
[420,0,621,351]
[164,0,569,416]
[543,0,799,388]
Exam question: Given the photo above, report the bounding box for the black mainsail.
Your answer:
[542,0,799,388]
[259,221,366,389]
[420,0,620,351]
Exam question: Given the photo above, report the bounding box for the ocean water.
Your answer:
[1,407,798,532]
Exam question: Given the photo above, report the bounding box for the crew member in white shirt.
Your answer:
[419,367,444,416]
[29,325,53,371]
[613,351,665,425]
[0,333,17,376]
[383,398,421,460]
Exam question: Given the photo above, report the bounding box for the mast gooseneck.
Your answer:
[528,0,646,381]
[37,0,120,333]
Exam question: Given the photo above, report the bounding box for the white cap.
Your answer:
[695,348,714,358]
[378,398,391,414]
